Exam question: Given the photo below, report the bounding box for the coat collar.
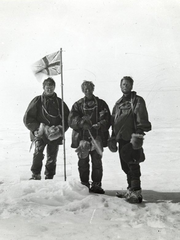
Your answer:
[116,91,136,105]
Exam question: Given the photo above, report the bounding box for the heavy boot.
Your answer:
[29,174,41,180]
[125,189,142,203]
[45,175,54,180]
[116,180,142,203]
[89,182,105,194]
[126,180,142,203]
[116,188,131,198]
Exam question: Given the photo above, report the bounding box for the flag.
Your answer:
[32,51,61,76]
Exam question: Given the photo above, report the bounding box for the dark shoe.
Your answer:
[89,183,105,194]
[29,174,41,180]
[45,175,54,180]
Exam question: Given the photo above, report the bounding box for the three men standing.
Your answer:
[24,76,151,203]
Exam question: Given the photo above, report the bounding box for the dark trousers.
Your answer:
[31,139,59,177]
[118,139,141,190]
[78,150,103,185]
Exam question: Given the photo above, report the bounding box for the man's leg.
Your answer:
[30,139,46,180]
[129,163,141,191]
[123,163,142,203]
[90,150,104,194]
[118,139,131,188]
[78,156,90,187]
[91,150,103,184]
[45,143,59,179]
[117,139,143,202]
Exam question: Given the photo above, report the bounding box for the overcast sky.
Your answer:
[1,0,180,128]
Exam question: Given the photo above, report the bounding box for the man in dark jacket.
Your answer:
[68,80,111,194]
[109,76,151,203]
[23,77,69,180]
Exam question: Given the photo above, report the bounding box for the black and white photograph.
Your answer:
[0,0,180,239]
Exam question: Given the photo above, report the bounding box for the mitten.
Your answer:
[130,133,144,150]
[75,140,91,159]
[47,125,63,141]
[107,137,118,152]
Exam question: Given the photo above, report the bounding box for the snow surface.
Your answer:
[1,0,180,239]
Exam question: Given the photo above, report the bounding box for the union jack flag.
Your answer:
[32,51,61,76]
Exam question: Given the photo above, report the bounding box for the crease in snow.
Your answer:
[90,208,96,224]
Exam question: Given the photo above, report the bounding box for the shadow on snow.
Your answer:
[105,190,180,204]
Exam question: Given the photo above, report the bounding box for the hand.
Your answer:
[75,140,91,159]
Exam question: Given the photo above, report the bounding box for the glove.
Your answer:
[130,133,144,150]
[75,140,91,159]
[38,123,63,141]
[107,137,118,152]
[47,125,63,141]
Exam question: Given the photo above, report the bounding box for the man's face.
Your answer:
[120,79,133,94]
[43,85,55,96]
[83,85,94,99]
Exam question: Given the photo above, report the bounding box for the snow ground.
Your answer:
[0,124,180,240]
[1,0,180,239]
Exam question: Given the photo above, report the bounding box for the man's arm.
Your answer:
[23,97,40,133]
[135,97,152,133]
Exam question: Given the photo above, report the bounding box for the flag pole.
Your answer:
[60,48,67,181]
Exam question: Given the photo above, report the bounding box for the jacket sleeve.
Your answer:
[134,97,152,133]
[98,100,111,132]
[68,102,83,131]
[110,103,121,138]
[23,97,40,133]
